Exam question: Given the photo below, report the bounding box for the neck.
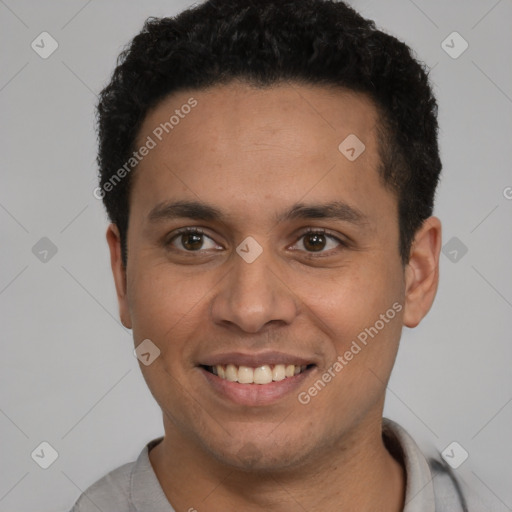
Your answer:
[149,415,405,512]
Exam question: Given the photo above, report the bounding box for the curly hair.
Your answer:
[96,0,441,266]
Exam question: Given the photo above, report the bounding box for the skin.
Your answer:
[106,81,442,512]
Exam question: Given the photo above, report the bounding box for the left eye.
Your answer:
[293,230,344,253]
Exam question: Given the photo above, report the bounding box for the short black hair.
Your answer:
[96,0,441,266]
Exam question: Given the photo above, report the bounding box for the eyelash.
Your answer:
[165,227,348,256]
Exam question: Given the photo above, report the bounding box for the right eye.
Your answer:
[165,227,222,252]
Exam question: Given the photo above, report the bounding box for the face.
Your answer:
[107,82,439,472]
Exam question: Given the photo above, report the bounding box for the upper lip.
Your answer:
[199,351,317,368]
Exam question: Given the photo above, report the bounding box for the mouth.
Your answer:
[201,363,314,384]
[197,353,318,406]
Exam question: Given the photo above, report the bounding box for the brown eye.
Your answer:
[295,229,346,254]
[181,232,204,250]
[166,228,220,252]
[303,232,327,252]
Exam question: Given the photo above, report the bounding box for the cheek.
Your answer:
[297,259,404,378]
[126,266,213,413]
[298,258,402,333]
[127,263,211,349]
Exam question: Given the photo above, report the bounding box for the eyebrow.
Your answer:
[147,199,368,226]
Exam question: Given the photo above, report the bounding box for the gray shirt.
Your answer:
[70,419,473,511]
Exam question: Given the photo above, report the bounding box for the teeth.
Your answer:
[238,365,254,384]
[254,365,272,384]
[272,364,286,382]
[225,364,238,382]
[210,363,309,384]
[285,364,295,377]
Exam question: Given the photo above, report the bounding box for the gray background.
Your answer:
[1,0,511,510]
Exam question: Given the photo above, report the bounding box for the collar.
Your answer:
[130,436,171,511]
[382,418,436,512]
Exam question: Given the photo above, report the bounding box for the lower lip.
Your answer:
[199,366,315,406]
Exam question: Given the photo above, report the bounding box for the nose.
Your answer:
[210,244,299,334]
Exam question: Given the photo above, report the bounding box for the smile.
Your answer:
[203,364,311,384]
[198,351,318,405]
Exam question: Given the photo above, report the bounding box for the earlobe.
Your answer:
[105,224,132,329]
[403,216,442,328]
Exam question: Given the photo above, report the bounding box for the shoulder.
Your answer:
[70,459,135,511]
[69,436,167,512]
[427,457,471,512]
[383,418,487,512]
[427,454,500,512]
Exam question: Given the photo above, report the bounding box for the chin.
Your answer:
[207,433,315,473]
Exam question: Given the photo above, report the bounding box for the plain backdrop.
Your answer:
[1,1,511,511]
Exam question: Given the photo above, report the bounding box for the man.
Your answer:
[72,0,474,510]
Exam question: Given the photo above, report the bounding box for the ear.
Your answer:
[403,216,442,328]
[106,223,132,329]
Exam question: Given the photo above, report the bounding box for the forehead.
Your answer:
[130,81,394,230]
[136,81,380,165]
